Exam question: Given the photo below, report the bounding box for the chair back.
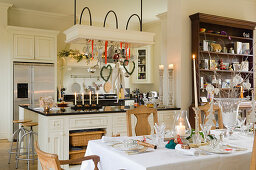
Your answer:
[126,105,158,136]
[35,142,61,170]
[251,132,256,170]
[198,102,223,129]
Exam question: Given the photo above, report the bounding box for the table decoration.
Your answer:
[175,144,199,156]
[174,110,191,143]
[215,98,242,137]
[153,123,165,147]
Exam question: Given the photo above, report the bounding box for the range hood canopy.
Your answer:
[64,0,154,47]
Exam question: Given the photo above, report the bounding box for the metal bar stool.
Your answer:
[8,120,32,164]
[16,122,38,170]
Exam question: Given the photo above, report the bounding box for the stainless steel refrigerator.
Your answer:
[13,62,55,133]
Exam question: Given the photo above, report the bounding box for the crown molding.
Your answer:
[9,7,72,18]
[157,12,167,20]
[0,2,13,9]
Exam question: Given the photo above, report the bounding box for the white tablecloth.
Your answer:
[80,131,254,170]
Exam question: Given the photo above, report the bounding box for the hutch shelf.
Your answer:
[189,13,256,128]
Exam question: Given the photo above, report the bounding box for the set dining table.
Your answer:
[80,130,254,170]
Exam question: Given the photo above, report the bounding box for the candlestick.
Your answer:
[74,92,77,105]
[159,65,164,71]
[192,54,198,107]
[168,64,174,70]
[82,93,84,105]
[89,91,92,105]
[176,122,186,136]
[96,93,99,105]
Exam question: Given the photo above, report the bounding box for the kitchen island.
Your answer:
[19,105,180,170]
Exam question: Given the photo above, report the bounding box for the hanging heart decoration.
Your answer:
[100,64,112,82]
[123,59,135,75]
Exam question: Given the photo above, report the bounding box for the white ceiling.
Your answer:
[1,0,167,23]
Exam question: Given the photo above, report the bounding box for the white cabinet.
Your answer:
[48,131,64,159]
[14,34,34,59]
[133,46,152,84]
[35,36,55,61]
[9,26,58,62]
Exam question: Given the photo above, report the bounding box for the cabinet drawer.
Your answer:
[49,119,64,131]
[69,117,108,129]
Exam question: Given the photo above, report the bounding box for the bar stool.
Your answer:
[16,122,38,170]
[8,120,32,164]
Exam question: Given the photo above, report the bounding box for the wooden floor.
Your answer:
[0,139,37,170]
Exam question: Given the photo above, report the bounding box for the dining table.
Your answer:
[80,130,254,170]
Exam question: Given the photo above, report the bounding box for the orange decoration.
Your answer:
[92,40,94,59]
[129,46,131,59]
[105,41,108,64]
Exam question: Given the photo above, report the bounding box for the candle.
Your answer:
[159,65,164,71]
[89,91,92,105]
[74,92,77,106]
[176,122,186,136]
[82,93,84,105]
[168,64,174,70]
[96,93,99,105]
[241,86,244,98]
[192,54,198,107]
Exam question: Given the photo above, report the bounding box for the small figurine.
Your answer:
[211,43,222,52]
[219,59,226,70]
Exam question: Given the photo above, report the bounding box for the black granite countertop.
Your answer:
[19,105,181,116]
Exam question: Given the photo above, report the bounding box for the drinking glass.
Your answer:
[215,98,241,137]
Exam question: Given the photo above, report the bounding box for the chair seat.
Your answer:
[22,122,38,127]
[13,120,32,124]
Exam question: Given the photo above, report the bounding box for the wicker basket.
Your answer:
[69,149,86,164]
[70,130,105,147]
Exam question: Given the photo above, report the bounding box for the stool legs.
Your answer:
[8,126,26,164]
[16,129,37,170]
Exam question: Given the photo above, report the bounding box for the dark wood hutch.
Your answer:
[189,13,256,128]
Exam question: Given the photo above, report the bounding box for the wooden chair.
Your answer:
[250,132,256,170]
[126,105,158,136]
[35,142,100,170]
[198,102,223,130]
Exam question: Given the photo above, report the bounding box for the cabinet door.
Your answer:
[133,46,152,84]
[14,34,34,59]
[48,131,64,160]
[35,36,54,61]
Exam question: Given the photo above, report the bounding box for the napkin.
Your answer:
[175,144,199,156]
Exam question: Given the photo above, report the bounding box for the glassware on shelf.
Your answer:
[174,110,191,142]
[215,98,241,137]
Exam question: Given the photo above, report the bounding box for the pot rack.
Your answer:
[64,0,154,46]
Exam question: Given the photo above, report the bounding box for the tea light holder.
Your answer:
[168,64,174,107]
[159,65,164,107]
[174,110,191,143]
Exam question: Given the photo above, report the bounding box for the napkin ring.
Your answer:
[181,144,190,149]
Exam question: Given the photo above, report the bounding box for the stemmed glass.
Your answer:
[215,98,241,137]
[200,124,212,143]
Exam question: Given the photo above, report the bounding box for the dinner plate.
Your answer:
[112,143,145,151]
[199,145,233,154]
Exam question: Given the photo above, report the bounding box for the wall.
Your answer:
[167,0,256,110]
[0,3,12,139]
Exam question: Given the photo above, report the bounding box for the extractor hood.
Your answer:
[64,24,155,46]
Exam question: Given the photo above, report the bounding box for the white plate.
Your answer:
[199,145,233,154]
[112,143,145,151]
[71,83,81,93]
